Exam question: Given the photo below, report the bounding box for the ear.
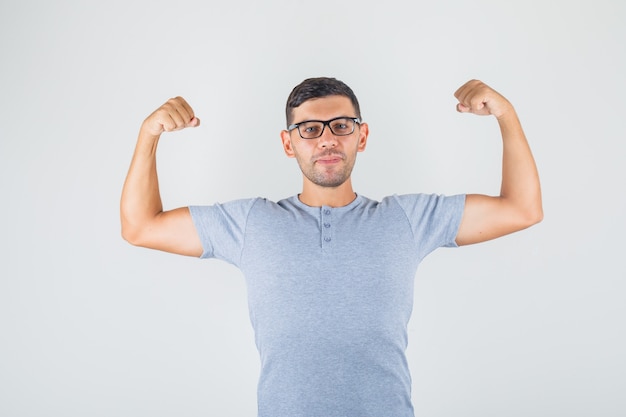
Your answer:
[280,130,296,158]
[357,122,369,152]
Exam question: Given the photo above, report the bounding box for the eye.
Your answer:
[298,121,324,138]
[330,119,353,134]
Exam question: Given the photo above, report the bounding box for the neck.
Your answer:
[298,179,357,207]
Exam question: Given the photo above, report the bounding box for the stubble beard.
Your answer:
[297,151,355,188]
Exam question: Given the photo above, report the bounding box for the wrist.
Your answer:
[135,126,162,156]
[140,117,165,138]
[494,103,517,123]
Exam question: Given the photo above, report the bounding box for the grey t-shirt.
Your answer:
[190,193,465,417]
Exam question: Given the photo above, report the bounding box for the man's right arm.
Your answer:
[120,97,203,257]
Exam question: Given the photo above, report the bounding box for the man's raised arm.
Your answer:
[454,80,543,246]
[120,97,203,257]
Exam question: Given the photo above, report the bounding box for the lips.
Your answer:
[314,152,345,164]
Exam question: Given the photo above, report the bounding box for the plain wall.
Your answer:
[1,0,625,416]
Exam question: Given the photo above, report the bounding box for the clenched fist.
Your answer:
[454,80,514,119]
[141,96,200,136]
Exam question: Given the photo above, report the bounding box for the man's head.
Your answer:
[285,77,361,127]
[280,78,369,195]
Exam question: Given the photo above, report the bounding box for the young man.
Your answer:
[120,77,542,417]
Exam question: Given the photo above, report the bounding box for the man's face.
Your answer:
[281,95,368,188]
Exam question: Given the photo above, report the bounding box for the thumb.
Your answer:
[188,117,201,127]
[456,103,470,113]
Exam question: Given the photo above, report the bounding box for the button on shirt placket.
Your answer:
[321,207,332,250]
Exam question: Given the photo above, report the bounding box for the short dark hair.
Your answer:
[285,77,361,127]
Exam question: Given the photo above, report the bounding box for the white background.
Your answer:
[1,1,625,416]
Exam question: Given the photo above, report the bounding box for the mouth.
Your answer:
[314,152,345,164]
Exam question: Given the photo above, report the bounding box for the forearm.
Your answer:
[497,109,543,222]
[120,129,164,243]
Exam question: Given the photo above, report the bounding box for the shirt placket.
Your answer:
[321,206,332,250]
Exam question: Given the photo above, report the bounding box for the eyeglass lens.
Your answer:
[298,118,356,139]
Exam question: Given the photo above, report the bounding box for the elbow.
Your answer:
[505,199,543,232]
[120,211,163,248]
[121,225,140,246]
[534,206,544,225]
[523,203,544,228]
[529,187,544,225]
[120,220,146,247]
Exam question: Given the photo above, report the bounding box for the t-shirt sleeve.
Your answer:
[188,198,259,265]
[392,193,466,258]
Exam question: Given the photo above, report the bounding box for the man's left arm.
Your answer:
[453,80,543,246]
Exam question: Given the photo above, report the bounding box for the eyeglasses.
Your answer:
[288,117,361,139]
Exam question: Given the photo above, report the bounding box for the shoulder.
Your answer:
[189,196,262,213]
[384,193,466,222]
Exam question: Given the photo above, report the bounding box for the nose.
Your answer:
[317,125,338,148]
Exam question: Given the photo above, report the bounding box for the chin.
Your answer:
[310,175,350,188]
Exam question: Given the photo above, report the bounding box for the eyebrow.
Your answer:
[290,116,359,126]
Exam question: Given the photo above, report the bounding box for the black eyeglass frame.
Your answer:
[287,116,361,139]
